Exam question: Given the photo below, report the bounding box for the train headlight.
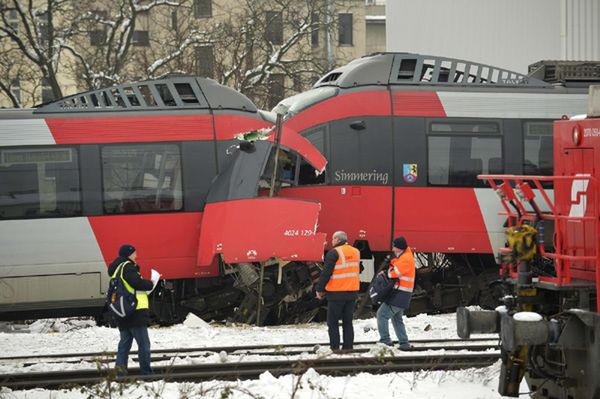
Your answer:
[572,125,582,146]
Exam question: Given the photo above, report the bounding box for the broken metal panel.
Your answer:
[206,141,271,203]
[196,198,326,266]
[271,125,327,173]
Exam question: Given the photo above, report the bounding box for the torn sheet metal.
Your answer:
[197,198,326,266]
[272,125,327,173]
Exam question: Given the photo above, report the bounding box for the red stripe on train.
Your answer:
[392,92,446,117]
[213,114,271,140]
[46,115,214,144]
[286,90,392,133]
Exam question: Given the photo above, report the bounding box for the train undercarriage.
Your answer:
[120,251,503,326]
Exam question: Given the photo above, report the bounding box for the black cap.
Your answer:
[392,236,407,250]
[119,244,136,258]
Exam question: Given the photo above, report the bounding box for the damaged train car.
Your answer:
[257,53,595,315]
[0,76,326,325]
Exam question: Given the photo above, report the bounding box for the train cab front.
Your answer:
[195,128,328,325]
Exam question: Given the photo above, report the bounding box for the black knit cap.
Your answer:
[392,236,407,250]
[119,244,136,258]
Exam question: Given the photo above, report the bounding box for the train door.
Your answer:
[323,116,394,252]
[560,147,596,281]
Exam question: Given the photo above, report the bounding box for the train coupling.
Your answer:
[456,307,501,339]
[457,307,559,347]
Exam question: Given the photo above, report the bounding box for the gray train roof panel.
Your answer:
[314,53,552,89]
[34,76,257,114]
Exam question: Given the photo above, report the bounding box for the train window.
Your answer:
[101,144,183,214]
[302,125,327,156]
[431,122,499,134]
[0,147,82,219]
[297,126,327,186]
[523,121,553,175]
[428,121,502,187]
[259,147,298,189]
[298,158,325,185]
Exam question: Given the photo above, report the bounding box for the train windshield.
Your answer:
[258,146,325,190]
[274,87,338,117]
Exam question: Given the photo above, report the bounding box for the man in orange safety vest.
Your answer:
[316,231,361,352]
[376,236,415,349]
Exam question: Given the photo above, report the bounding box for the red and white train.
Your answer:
[266,53,593,314]
[0,54,595,324]
[0,76,326,324]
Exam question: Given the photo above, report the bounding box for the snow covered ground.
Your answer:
[0,312,529,398]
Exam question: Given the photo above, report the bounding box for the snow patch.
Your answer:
[513,311,543,322]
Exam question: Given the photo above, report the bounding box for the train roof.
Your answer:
[31,75,257,114]
[313,53,595,90]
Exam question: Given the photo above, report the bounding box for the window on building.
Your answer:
[41,77,54,103]
[8,10,18,33]
[245,37,254,69]
[90,9,107,45]
[523,121,553,175]
[171,10,178,30]
[0,147,82,219]
[38,11,49,42]
[132,30,149,46]
[338,13,353,45]
[311,12,319,48]
[427,121,502,187]
[102,143,183,214]
[90,30,106,46]
[194,0,212,18]
[267,74,285,110]
[10,79,20,103]
[131,10,149,46]
[195,46,214,78]
[265,11,283,45]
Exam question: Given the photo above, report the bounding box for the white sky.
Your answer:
[0,313,529,398]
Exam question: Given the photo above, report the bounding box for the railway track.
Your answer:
[0,338,500,390]
[0,337,498,365]
[0,351,500,390]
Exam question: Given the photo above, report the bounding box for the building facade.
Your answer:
[386,0,600,74]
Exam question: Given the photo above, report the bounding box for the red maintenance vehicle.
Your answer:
[458,85,600,398]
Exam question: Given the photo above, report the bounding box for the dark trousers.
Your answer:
[115,325,152,375]
[326,299,356,350]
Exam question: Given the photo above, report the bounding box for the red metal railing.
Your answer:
[478,174,600,311]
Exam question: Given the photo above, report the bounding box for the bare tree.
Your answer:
[155,0,355,109]
[0,0,80,102]
[0,0,360,108]
[0,47,39,107]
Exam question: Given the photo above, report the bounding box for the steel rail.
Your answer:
[0,337,498,362]
[0,352,501,390]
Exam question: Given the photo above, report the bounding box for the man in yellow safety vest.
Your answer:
[108,244,155,375]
